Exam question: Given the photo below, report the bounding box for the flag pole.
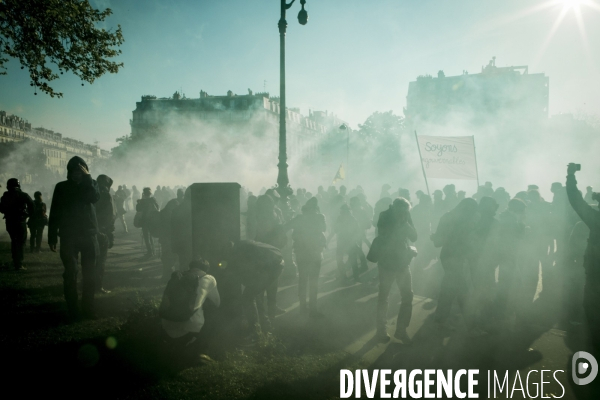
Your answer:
[414,131,430,196]
[473,135,480,190]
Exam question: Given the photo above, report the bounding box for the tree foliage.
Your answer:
[357,110,405,165]
[0,0,124,97]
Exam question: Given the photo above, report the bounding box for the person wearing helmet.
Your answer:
[0,178,34,270]
[48,156,100,320]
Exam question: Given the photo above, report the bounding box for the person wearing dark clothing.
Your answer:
[171,187,192,271]
[227,240,284,340]
[136,187,159,257]
[48,156,100,320]
[349,196,370,273]
[469,196,500,323]
[431,198,479,332]
[160,198,180,280]
[254,194,287,320]
[286,197,327,316]
[96,175,116,294]
[566,163,600,353]
[28,191,47,253]
[330,204,362,281]
[374,198,417,343]
[114,185,129,233]
[0,178,34,270]
[493,198,527,323]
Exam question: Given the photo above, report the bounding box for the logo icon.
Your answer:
[572,351,598,385]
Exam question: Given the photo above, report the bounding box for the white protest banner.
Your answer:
[416,135,478,181]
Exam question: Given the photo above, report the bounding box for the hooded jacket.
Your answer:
[0,188,34,224]
[96,174,116,234]
[48,157,100,245]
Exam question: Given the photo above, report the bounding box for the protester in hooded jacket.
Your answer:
[48,156,100,320]
[0,178,34,270]
[96,174,116,294]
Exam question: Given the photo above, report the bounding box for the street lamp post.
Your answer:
[276,0,308,201]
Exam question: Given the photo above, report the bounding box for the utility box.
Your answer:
[190,182,241,265]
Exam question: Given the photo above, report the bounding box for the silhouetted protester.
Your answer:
[160,198,180,280]
[329,204,361,281]
[443,184,459,212]
[520,189,552,305]
[286,198,327,317]
[96,175,116,294]
[176,188,184,203]
[114,185,129,233]
[0,178,34,270]
[411,194,437,296]
[136,187,159,258]
[122,184,132,212]
[226,240,284,342]
[379,184,392,199]
[431,198,480,333]
[566,220,589,325]
[470,197,500,324]
[171,187,192,271]
[493,198,527,324]
[254,194,287,319]
[159,258,220,361]
[372,198,417,343]
[566,163,600,352]
[27,191,47,253]
[373,196,393,236]
[132,185,140,204]
[349,196,370,273]
[48,157,100,320]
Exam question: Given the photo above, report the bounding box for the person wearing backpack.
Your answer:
[160,259,220,359]
[136,187,159,258]
[0,178,34,270]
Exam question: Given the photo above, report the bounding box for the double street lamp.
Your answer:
[275,0,308,201]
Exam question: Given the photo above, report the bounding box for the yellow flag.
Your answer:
[332,164,345,184]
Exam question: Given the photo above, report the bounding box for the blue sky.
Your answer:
[0,0,598,150]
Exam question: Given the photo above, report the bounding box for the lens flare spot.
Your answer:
[106,336,118,349]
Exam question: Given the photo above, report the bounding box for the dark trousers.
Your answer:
[97,233,109,291]
[297,251,322,311]
[377,266,413,332]
[60,235,99,316]
[6,222,27,268]
[142,227,154,255]
[435,258,470,325]
[29,225,44,251]
[584,279,600,355]
[337,242,361,279]
[242,266,283,331]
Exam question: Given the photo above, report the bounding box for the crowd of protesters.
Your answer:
[1,156,598,363]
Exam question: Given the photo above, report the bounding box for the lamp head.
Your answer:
[298,0,308,25]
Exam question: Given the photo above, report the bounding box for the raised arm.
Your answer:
[566,164,600,229]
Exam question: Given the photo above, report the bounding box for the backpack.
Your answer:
[159,270,205,322]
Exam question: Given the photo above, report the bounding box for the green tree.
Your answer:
[0,0,124,97]
[357,110,405,165]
